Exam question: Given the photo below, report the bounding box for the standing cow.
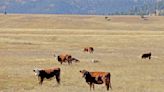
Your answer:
[141,52,151,60]
[83,47,94,53]
[33,67,60,85]
[80,70,112,91]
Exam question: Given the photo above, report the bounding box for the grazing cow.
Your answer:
[33,67,60,85]
[55,53,79,65]
[105,16,108,19]
[91,59,99,63]
[141,52,151,60]
[80,70,112,91]
[83,47,94,53]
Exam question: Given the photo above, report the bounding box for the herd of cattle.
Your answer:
[33,47,152,91]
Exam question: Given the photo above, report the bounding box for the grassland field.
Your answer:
[0,14,164,92]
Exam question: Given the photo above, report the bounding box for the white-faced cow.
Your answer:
[33,67,60,85]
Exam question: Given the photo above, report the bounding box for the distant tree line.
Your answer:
[107,0,164,16]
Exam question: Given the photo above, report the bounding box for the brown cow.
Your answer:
[55,53,79,65]
[83,47,94,53]
[80,70,112,91]
[33,67,60,85]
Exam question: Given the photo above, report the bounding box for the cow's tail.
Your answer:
[105,73,112,90]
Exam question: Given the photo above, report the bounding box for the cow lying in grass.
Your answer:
[54,53,80,65]
[83,47,94,53]
[80,70,112,91]
[141,52,151,60]
[33,67,60,85]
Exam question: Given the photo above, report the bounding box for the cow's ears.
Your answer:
[83,71,90,78]
[85,71,89,74]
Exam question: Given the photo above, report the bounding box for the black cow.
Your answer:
[141,52,151,60]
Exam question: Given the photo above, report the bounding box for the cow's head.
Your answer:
[80,70,90,78]
[149,52,151,55]
[83,71,91,78]
[33,68,42,76]
[71,58,80,63]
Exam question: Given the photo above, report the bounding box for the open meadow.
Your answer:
[0,14,164,92]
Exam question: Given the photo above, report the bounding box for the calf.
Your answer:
[33,67,60,85]
[71,57,80,63]
[91,59,99,63]
[141,52,151,60]
[83,47,94,53]
[80,70,112,91]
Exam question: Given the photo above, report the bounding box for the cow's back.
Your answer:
[44,67,60,74]
[58,53,69,61]
[90,72,108,77]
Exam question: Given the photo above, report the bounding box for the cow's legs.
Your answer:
[68,60,72,65]
[105,74,112,91]
[39,77,44,85]
[109,81,112,89]
[89,83,93,91]
[106,84,109,91]
[92,84,95,90]
[55,74,60,84]
[105,81,111,91]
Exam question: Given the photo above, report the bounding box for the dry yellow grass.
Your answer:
[0,14,164,31]
[0,14,164,92]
